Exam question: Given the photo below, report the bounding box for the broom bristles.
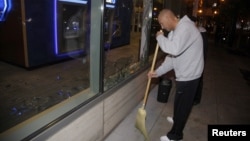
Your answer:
[135,107,150,141]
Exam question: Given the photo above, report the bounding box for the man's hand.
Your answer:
[147,71,157,78]
[156,30,163,37]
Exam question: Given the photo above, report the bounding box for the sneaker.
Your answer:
[160,136,170,141]
[160,136,183,141]
[167,116,174,124]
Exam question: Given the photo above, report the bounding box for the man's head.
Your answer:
[158,9,179,31]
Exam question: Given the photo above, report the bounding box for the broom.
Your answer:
[135,43,159,141]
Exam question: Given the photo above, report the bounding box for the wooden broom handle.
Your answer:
[142,43,159,109]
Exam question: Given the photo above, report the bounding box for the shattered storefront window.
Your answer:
[0,1,90,133]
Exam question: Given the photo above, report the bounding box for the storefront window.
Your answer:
[103,0,152,91]
[0,0,91,133]
[0,0,156,138]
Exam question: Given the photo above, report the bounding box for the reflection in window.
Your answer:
[0,1,90,133]
[103,0,147,91]
[58,3,88,55]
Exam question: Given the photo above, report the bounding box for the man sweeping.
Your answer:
[147,9,204,141]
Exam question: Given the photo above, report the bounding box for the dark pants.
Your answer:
[167,78,200,140]
[193,74,203,104]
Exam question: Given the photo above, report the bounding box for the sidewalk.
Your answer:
[104,41,250,141]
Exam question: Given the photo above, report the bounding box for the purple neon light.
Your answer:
[59,0,87,4]
[106,4,115,8]
[0,0,12,21]
[54,0,87,56]
[54,0,58,55]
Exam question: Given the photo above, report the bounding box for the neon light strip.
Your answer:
[0,0,9,21]
[54,0,87,56]
[0,0,7,12]
[54,0,58,55]
[106,0,116,4]
[106,4,115,8]
[59,0,87,5]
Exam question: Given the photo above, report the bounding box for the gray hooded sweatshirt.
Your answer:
[156,15,204,81]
